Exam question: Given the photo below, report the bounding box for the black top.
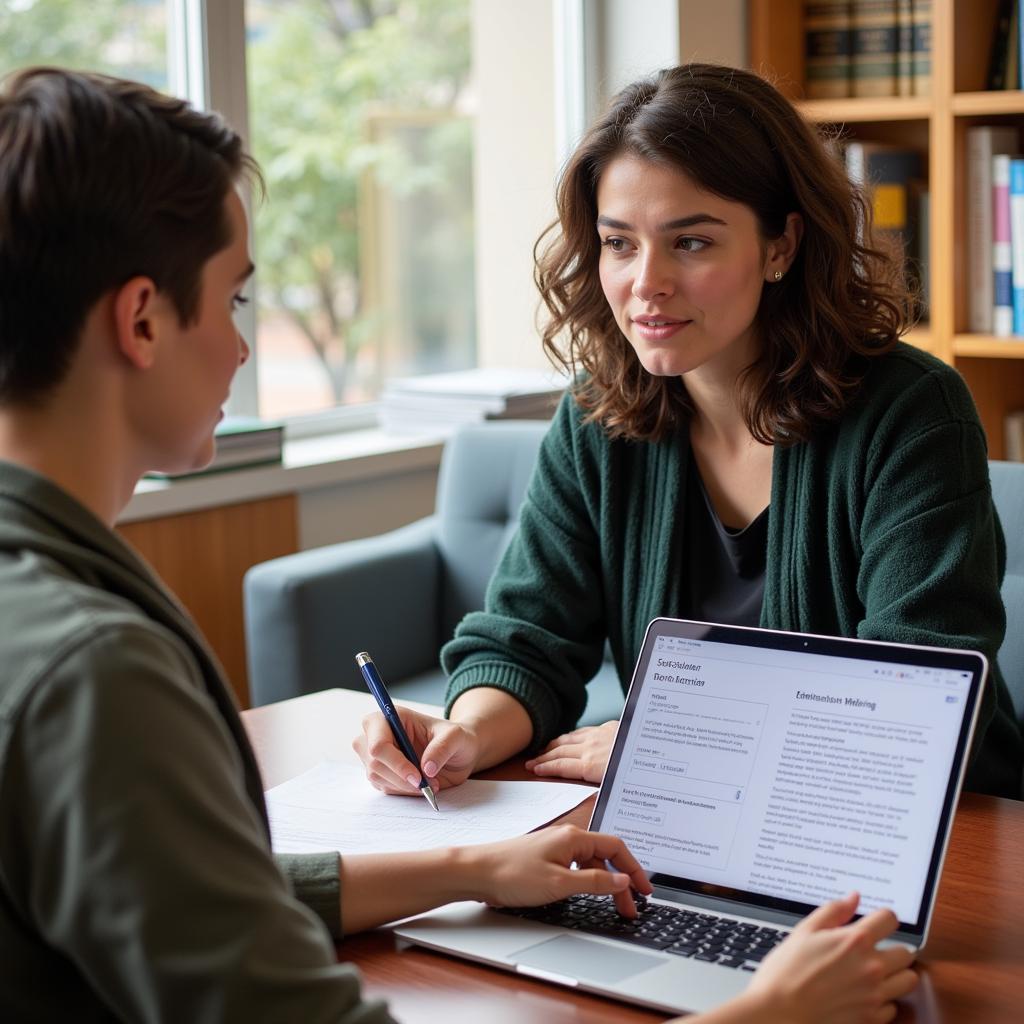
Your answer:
[682,458,769,627]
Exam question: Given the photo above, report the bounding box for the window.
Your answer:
[0,0,168,89]
[245,0,475,420]
[1,0,475,425]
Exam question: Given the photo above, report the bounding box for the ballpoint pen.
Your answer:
[355,651,439,811]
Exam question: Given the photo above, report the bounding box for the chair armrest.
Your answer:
[244,516,441,706]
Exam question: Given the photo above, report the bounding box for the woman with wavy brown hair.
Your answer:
[357,63,1022,802]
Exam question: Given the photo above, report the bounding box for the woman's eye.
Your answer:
[232,294,250,310]
[677,237,708,253]
[600,236,630,253]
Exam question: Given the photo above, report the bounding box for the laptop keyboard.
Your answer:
[497,893,787,970]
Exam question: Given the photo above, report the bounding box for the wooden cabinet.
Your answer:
[118,495,298,708]
[750,0,1024,456]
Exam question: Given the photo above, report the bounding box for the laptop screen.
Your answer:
[590,619,986,939]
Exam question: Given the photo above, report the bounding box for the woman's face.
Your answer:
[596,154,789,386]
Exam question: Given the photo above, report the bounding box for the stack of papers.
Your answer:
[378,367,568,435]
[265,761,592,855]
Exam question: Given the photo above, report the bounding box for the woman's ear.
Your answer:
[112,276,163,370]
[764,212,804,282]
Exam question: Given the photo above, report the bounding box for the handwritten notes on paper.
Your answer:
[265,761,593,855]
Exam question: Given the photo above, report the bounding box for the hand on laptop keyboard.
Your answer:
[730,893,918,1024]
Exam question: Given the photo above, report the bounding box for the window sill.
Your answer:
[119,429,447,524]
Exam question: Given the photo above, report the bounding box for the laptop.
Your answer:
[392,618,988,1015]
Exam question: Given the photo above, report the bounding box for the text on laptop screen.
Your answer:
[593,626,978,928]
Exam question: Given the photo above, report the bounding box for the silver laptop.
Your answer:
[393,618,987,1015]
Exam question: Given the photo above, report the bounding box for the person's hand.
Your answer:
[738,893,918,1024]
[524,720,617,783]
[461,825,653,919]
[352,707,480,795]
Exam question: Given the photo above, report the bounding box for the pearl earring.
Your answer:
[773,270,783,281]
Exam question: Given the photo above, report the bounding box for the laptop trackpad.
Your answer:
[512,935,662,983]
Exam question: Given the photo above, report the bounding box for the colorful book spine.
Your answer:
[851,0,898,97]
[896,0,913,96]
[805,1,853,99]
[1008,157,1024,335]
[994,154,1015,337]
[967,127,1019,334]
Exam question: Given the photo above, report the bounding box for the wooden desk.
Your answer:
[242,689,1024,1024]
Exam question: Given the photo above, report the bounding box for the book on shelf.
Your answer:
[987,0,1015,90]
[896,0,913,96]
[910,0,931,95]
[851,0,899,97]
[993,153,1016,336]
[1010,1,1021,91]
[378,367,568,435]
[1009,157,1024,335]
[805,1,854,99]
[1006,409,1024,461]
[845,141,923,271]
[911,179,930,317]
[966,126,1019,334]
[145,416,284,479]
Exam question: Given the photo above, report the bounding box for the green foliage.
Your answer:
[247,0,473,401]
[0,0,167,88]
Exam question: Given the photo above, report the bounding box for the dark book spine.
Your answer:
[910,0,932,95]
[805,1,853,99]
[988,0,1014,90]
[896,0,914,96]
[851,0,898,97]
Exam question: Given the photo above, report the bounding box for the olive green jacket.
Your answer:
[0,463,395,1023]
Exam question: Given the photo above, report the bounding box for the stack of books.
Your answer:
[805,0,931,99]
[378,367,568,435]
[146,416,284,479]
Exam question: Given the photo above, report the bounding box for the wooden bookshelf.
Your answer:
[749,0,1024,458]
[799,96,933,122]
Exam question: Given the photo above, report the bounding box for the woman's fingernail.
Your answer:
[406,773,420,787]
[422,760,438,777]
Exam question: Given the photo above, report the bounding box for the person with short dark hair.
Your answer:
[0,66,916,1024]
[356,64,1022,801]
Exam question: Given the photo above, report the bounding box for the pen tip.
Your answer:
[424,787,439,812]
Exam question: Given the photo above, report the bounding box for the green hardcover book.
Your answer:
[896,0,914,96]
[851,0,898,97]
[805,1,853,99]
[910,0,932,96]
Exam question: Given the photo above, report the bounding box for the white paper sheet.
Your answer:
[265,760,593,855]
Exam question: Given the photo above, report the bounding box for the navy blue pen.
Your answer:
[355,651,439,811]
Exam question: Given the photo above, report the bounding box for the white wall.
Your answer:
[298,466,438,550]
[471,0,558,372]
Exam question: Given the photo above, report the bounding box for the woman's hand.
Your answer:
[462,825,653,919]
[524,720,618,783]
[732,893,917,1024]
[352,706,480,794]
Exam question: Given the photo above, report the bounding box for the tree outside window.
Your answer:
[246,0,475,418]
